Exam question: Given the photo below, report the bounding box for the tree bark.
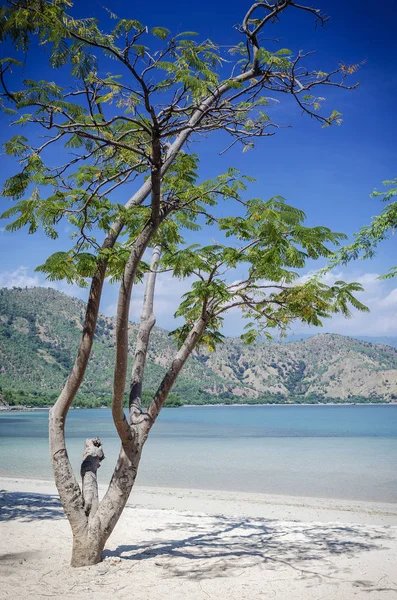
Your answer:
[81,437,104,517]
[49,408,86,527]
[51,67,257,423]
[59,436,141,568]
[93,445,142,545]
[130,246,161,418]
[51,303,214,566]
[111,221,159,449]
[146,315,208,427]
[70,522,106,568]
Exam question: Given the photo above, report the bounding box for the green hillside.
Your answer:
[1,287,397,407]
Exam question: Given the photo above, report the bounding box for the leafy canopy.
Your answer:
[0,1,356,256]
[334,177,397,279]
[162,196,368,350]
[0,0,366,349]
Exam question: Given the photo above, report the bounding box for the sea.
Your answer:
[1,405,396,503]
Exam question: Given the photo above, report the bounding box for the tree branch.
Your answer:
[111,221,159,450]
[145,314,209,428]
[81,437,105,518]
[129,245,161,420]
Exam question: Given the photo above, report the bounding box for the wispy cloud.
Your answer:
[0,265,88,301]
[0,266,41,288]
[104,274,194,330]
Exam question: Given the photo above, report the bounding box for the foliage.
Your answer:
[0,0,357,289]
[0,2,366,410]
[164,196,368,353]
[0,2,375,568]
[334,177,397,278]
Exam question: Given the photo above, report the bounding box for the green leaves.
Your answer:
[334,177,397,276]
[327,281,369,317]
[2,171,31,200]
[112,19,143,36]
[4,135,28,157]
[323,109,343,128]
[380,266,397,280]
[371,178,397,202]
[36,251,97,286]
[151,27,170,40]
[0,1,365,359]
[2,152,45,200]
[163,192,366,350]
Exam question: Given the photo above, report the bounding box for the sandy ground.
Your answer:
[1,478,397,599]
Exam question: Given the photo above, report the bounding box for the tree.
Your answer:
[335,178,397,278]
[0,1,364,567]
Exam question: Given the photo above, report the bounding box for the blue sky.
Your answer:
[1,0,397,337]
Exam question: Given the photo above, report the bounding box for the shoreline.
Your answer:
[2,476,397,526]
[181,401,397,407]
[1,401,396,412]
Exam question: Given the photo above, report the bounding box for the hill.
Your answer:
[1,287,397,407]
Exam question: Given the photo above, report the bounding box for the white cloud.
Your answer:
[379,288,397,308]
[219,270,397,337]
[297,270,397,337]
[56,282,89,302]
[104,268,397,337]
[0,266,41,288]
[0,266,89,302]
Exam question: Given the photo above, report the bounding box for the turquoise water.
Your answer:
[0,405,396,502]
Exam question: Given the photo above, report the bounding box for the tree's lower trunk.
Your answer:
[69,446,141,567]
[50,406,142,567]
[71,526,107,567]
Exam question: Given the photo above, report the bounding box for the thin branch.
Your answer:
[129,245,161,421]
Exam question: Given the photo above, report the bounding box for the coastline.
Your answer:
[1,401,396,412]
[2,476,397,526]
[1,476,397,599]
[181,401,397,407]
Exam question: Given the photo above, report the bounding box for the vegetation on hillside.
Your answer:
[1,287,395,407]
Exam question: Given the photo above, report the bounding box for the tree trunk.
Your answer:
[71,526,107,568]
[50,311,209,567]
[71,445,143,567]
[50,419,143,567]
[47,62,260,568]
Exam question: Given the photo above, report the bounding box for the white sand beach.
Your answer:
[1,477,397,599]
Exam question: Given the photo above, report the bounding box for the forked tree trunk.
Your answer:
[50,420,143,567]
[71,444,143,567]
[49,247,210,568]
[50,317,210,567]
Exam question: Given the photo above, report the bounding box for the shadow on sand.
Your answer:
[1,490,396,594]
[0,490,64,522]
[103,513,394,590]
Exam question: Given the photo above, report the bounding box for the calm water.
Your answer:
[1,405,396,503]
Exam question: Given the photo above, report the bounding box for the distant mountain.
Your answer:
[279,333,314,343]
[281,334,397,348]
[1,287,397,406]
[353,336,397,349]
